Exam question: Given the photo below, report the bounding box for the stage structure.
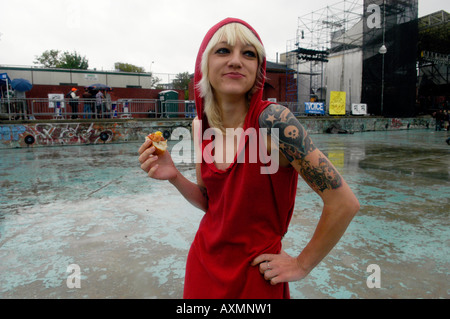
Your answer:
[283,0,364,109]
[362,0,418,116]
[417,10,450,113]
[283,0,419,116]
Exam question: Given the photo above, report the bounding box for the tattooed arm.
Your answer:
[258,104,347,193]
[252,104,360,285]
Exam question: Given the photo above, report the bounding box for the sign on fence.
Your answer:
[48,94,65,118]
[305,102,325,115]
[351,103,367,115]
[329,91,346,115]
[48,94,65,108]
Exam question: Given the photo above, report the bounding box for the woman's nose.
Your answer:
[227,50,243,68]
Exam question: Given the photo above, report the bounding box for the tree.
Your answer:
[172,72,191,99]
[33,49,60,68]
[33,50,89,69]
[172,72,191,90]
[114,62,145,73]
[150,76,161,89]
[58,51,89,69]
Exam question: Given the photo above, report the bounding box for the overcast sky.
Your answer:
[0,0,448,75]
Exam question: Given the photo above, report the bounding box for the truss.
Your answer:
[285,0,364,104]
[293,0,364,53]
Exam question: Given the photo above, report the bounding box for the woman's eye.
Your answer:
[244,50,257,58]
[215,48,230,54]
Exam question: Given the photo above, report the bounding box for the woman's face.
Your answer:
[207,38,258,101]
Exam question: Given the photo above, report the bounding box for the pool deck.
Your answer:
[0,128,449,299]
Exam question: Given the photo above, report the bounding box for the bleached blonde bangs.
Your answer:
[197,23,266,133]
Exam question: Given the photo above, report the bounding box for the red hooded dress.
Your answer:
[184,18,299,299]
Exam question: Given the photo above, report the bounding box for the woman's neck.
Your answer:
[216,94,248,130]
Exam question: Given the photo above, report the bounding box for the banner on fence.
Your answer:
[329,91,346,115]
[48,94,65,109]
[305,102,325,115]
[352,103,367,115]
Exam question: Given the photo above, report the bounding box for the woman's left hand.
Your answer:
[251,250,309,285]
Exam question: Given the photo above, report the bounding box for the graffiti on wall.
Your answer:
[0,123,123,147]
[0,117,433,148]
[0,125,27,141]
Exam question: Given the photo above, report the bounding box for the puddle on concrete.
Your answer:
[0,130,449,298]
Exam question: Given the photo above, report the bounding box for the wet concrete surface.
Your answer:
[0,129,449,298]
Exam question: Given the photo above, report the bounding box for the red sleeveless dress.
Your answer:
[183,18,299,299]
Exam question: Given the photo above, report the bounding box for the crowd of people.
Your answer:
[67,87,112,119]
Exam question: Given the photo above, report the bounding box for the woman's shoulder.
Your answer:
[258,103,293,128]
[260,103,290,115]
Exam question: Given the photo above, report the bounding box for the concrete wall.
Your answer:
[0,116,434,149]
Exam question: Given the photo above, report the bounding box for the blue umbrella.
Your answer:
[11,78,33,92]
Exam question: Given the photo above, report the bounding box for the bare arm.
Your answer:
[138,118,208,212]
[252,104,360,284]
[167,163,208,213]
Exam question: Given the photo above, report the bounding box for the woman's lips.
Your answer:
[223,72,245,79]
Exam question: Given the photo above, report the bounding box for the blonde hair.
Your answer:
[197,23,266,133]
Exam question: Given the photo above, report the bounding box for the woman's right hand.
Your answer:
[138,139,178,182]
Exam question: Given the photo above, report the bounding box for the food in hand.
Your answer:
[145,131,167,155]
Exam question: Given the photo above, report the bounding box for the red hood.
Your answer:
[194,18,268,129]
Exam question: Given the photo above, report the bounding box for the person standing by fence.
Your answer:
[105,91,112,118]
[68,88,79,119]
[14,90,27,120]
[82,88,93,119]
[95,90,104,119]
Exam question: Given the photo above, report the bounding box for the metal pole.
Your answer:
[381,53,385,116]
[321,59,324,101]
[6,76,11,119]
[380,0,386,116]
[310,61,313,101]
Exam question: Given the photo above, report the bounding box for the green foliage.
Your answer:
[172,72,191,90]
[33,49,60,68]
[34,50,89,69]
[114,62,145,73]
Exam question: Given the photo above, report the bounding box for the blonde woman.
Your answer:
[138,18,359,298]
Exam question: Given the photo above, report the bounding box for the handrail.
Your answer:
[0,97,313,120]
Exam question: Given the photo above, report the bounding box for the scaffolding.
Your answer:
[296,0,363,52]
[285,0,364,105]
[417,10,450,111]
[286,0,421,116]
